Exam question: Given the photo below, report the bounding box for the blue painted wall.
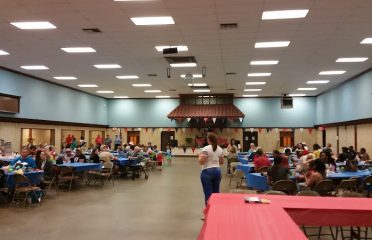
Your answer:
[108,97,317,127]
[234,97,317,127]
[0,69,107,125]
[316,71,372,125]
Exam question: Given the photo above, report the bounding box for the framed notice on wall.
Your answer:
[0,93,20,113]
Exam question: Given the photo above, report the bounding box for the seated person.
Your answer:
[56,148,74,164]
[117,145,127,158]
[358,148,370,162]
[72,148,87,163]
[253,149,271,172]
[10,147,36,169]
[99,145,114,162]
[38,151,54,178]
[89,148,100,163]
[304,160,325,189]
[320,150,337,172]
[337,147,350,162]
[273,150,289,169]
[267,157,289,185]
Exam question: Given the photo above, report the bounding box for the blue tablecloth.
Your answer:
[327,170,371,179]
[5,171,44,188]
[236,163,254,175]
[57,163,101,172]
[246,173,270,191]
[114,158,131,166]
[238,155,249,164]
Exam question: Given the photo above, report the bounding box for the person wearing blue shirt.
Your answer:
[10,147,36,169]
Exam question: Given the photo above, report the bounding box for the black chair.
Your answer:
[363,176,372,198]
[336,179,358,195]
[313,180,335,196]
[272,180,297,195]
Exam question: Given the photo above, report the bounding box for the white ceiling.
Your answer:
[0,0,372,98]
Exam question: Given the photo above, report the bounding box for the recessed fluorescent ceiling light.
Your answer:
[319,70,345,75]
[181,74,202,78]
[360,38,372,44]
[289,93,306,97]
[97,90,114,93]
[78,84,98,88]
[11,21,56,29]
[188,83,207,87]
[193,89,210,93]
[247,73,271,77]
[144,90,162,93]
[336,57,368,62]
[306,80,330,84]
[245,82,266,85]
[132,83,152,87]
[297,88,317,91]
[170,63,197,68]
[0,50,10,55]
[61,47,96,53]
[250,60,279,65]
[131,16,175,25]
[242,94,259,97]
[116,75,139,79]
[255,41,290,48]
[244,89,262,92]
[156,46,188,52]
[21,65,49,70]
[53,76,77,80]
[94,64,121,69]
[113,96,129,99]
[156,95,170,98]
[262,9,309,20]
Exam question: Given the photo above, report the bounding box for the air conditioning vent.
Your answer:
[169,89,177,92]
[82,28,102,33]
[226,72,236,76]
[164,56,197,64]
[227,88,236,91]
[147,74,158,77]
[220,23,238,30]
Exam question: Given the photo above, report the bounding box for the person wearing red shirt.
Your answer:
[273,150,289,169]
[254,149,271,172]
[95,134,103,147]
[65,134,73,145]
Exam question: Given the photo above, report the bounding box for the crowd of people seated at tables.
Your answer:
[236,141,371,190]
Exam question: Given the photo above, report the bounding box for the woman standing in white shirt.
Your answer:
[198,132,224,205]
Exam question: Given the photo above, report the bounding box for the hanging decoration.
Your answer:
[183,146,187,153]
[125,128,128,132]
[319,126,324,131]
[138,128,141,131]
[187,118,191,122]
[274,128,278,133]
[258,128,262,133]
[212,118,217,123]
[291,128,295,133]
[308,128,313,134]
[220,128,224,133]
[159,128,163,132]
[300,128,304,133]
[196,118,199,123]
[145,128,148,133]
[266,128,271,133]
[239,117,243,122]
[131,128,135,131]
[152,128,156,132]
[191,147,196,153]
[204,117,208,123]
[250,128,254,133]
[112,128,117,131]
[182,128,186,133]
[175,128,178,132]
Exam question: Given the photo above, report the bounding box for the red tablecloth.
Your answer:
[198,193,372,240]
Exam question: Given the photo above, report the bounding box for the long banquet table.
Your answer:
[198,193,372,240]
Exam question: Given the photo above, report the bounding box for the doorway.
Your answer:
[127,131,140,146]
[21,128,55,148]
[89,130,105,148]
[280,131,294,147]
[243,131,258,152]
[161,131,175,151]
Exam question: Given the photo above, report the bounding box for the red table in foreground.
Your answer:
[198,193,372,240]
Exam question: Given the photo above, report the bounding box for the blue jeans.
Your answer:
[201,167,221,205]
